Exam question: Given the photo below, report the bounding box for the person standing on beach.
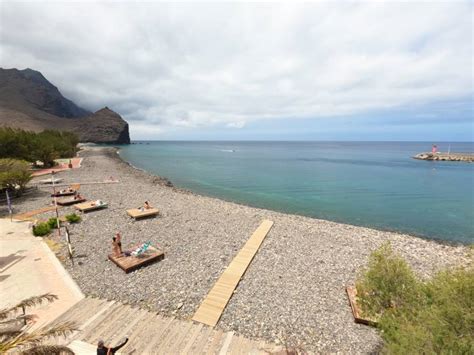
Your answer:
[432,144,438,154]
[112,233,123,257]
[97,337,128,355]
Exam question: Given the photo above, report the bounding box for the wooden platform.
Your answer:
[12,206,61,221]
[56,198,86,206]
[108,246,164,273]
[38,177,63,184]
[127,208,160,219]
[75,201,108,212]
[192,220,274,327]
[49,296,280,354]
[345,286,377,326]
[51,191,75,197]
[51,184,81,197]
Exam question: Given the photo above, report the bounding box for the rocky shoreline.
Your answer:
[5,147,471,353]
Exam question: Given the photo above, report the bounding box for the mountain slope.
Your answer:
[0,68,130,144]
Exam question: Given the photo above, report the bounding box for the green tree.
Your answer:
[0,159,32,195]
[0,128,79,166]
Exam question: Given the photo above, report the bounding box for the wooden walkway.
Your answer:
[48,297,281,354]
[12,206,61,221]
[192,220,274,327]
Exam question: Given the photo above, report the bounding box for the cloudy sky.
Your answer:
[1,1,472,141]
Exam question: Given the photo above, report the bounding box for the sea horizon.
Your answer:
[118,141,474,244]
[130,140,474,143]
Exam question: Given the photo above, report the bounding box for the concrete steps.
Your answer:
[47,296,280,354]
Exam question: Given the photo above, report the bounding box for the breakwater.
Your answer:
[413,152,474,162]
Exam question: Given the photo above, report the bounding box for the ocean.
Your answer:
[118,141,473,244]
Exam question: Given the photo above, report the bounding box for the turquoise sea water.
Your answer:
[118,141,474,244]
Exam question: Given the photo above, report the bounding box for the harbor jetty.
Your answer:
[413,152,474,162]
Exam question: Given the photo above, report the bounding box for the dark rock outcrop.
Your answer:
[75,107,130,144]
[0,67,130,144]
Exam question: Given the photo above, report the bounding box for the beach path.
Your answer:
[192,219,274,327]
[12,205,61,221]
[0,219,84,331]
[31,157,83,177]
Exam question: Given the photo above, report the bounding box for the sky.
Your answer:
[0,0,472,141]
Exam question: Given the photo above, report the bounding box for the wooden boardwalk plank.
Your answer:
[192,220,274,327]
[12,206,61,221]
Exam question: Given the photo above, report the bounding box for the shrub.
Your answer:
[65,213,81,223]
[47,217,61,229]
[0,159,32,195]
[379,266,474,354]
[356,244,474,354]
[32,222,51,236]
[356,242,422,319]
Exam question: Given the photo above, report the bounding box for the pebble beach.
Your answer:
[4,146,471,354]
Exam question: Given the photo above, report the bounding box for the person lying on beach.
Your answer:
[97,337,128,355]
[74,193,84,200]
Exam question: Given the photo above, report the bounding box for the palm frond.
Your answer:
[0,294,58,320]
[0,313,37,325]
[0,321,76,353]
[0,329,22,341]
[20,344,75,354]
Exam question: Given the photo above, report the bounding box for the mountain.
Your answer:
[0,68,130,144]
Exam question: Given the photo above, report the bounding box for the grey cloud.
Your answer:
[0,1,472,138]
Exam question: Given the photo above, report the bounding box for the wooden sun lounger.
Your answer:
[56,198,86,206]
[345,286,377,326]
[39,178,63,184]
[126,208,160,219]
[51,191,75,197]
[51,184,81,197]
[74,201,108,212]
[108,245,164,273]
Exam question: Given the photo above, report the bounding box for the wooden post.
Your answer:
[51,172,61,238]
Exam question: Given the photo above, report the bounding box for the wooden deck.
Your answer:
[12,206,61,221]
[51,184,81,197]
[48,296,281,354]
[56,198,86,206]
[108,246,164,273]
[39,178,63,184]
[192,220,274,327]
[345,286,377,326]
[127,208,160,219]
[75,201,108,212]
[51,191,75,197]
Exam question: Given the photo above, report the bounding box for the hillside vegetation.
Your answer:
[0,127,78,167]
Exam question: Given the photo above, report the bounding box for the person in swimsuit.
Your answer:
[112,233,123,257]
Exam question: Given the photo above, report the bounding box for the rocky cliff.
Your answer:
[0,68,130,144]
[76,107,130,144]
